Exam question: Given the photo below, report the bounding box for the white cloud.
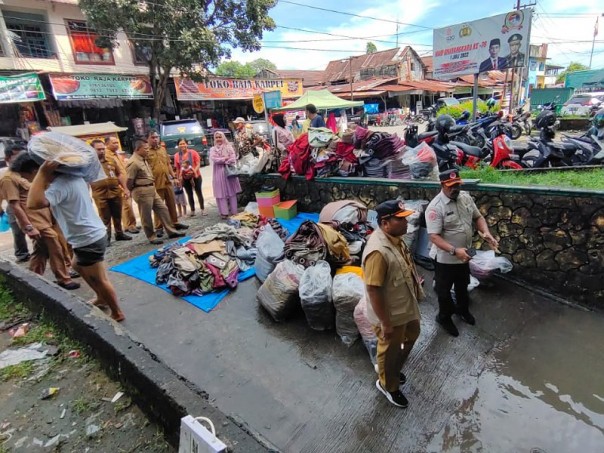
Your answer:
[229,0,440,70]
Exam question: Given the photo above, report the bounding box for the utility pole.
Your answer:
[349,56,354,101]
[589,15,602,69]
[396,20,399,48]
[509,0,536,111]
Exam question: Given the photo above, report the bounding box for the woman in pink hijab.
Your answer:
[209,132,241,219]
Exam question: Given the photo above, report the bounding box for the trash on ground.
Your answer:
[40,387,60,400]
[8,322,30,338]
[111,391,124,403]
[67,349,81,359]
[0,342,48,370]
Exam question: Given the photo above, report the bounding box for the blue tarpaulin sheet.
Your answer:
[109,213,319,312]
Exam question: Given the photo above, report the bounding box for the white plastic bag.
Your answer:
[244,202,259,215]
[28,132,104,183]
[332,273,364,347]
[255,224,285,283]
[401,142,438,180]
[299,261,334,331]
[257,260,304,322]
[353,297,377,364]
[469,250,513,280]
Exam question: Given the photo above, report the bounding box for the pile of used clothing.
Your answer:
[150,212,283,297]
[257,199,377,346]
[277,125,434,181]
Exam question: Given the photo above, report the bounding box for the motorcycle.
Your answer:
[431,127,487,171]
[510,107,532,139]
[482,121,524,169]
[561,125,604,164]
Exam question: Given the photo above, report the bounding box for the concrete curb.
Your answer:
[0,260,280,452]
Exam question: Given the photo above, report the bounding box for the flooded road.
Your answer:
[427,308,604,453]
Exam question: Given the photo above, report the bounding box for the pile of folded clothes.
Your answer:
[150,212,287,297]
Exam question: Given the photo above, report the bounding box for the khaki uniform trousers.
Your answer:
[154,186,179,230]
[93,195,123,237]
[122,194,138,230]
[30,223,72,284]
[132,186,178,239]
[374,320,421,392]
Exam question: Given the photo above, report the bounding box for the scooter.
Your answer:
[562,125,604,164]
[431,128,487,171]
[511,107,532,139]
[482,121,524,169]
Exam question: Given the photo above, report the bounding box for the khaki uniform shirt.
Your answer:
[147,145,172,189]
[126,154,155,188]
[0,170,53,230]
[90,156,121,200]
[425,191,481,264]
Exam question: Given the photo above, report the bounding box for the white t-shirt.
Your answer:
[45,175,106,248]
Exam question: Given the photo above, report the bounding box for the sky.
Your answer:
[227,0,604,72]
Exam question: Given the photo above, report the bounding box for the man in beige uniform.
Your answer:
[105,136,140,234]
[426,169,498,337]
[146,131,187,235]
[362,199,424,408]
[0,153,79,289]
[126,141,184,245]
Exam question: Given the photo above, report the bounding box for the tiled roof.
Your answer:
[323,48,404,83]
[273,69,324,87]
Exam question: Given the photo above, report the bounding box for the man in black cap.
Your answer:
[479,39,507,72]
[362,199,425,408]
[504,33,525,68]
[425,169,499,337]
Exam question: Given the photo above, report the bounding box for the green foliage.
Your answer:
[460,167,604,190]
[249,58,277,73]
[79,0,277,117]
[366,42,377,54]
[437,100,500,119]
[215,61,256,78]
[556,61,589,84]
[0,361,34,382]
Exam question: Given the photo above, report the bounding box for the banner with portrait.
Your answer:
[432,9,533,79]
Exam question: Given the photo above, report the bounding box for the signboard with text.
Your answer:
[174,77,303,101]
[264,90,282,109]
[49,74,153,100]
[0,73,45,104]
[433,9,532,79]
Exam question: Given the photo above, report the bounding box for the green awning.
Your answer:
[273,89,364,111]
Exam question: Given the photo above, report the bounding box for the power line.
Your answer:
[277,0,433,30]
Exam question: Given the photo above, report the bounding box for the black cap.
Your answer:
[508,33,522,43]
[439,169,463,187]
[376,200,414,223]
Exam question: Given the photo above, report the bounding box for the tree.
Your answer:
[79,0,277,120]
[556,61,589,84]
[366,42,377,54]
[249,58,277,73]
[215,61,257,78]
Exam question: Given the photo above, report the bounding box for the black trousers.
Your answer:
[434,260,470,319]
[183,176,204,211]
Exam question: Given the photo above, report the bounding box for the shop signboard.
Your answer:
[432,9,532,79]
[264,90,282,109]
[174,77,303,101]
[252,94,265,113]
[49,74,153,100]
[0,73,45,104]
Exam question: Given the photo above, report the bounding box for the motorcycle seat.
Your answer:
[418,130,438,140]
[449,125,466,134]
[450,141,484,157]
[549,141,576,151]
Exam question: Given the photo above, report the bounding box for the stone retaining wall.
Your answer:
[239,174,604,309]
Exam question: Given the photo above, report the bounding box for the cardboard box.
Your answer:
[273,200,297,220]
[256,189,280,208]
[259,206,275,218]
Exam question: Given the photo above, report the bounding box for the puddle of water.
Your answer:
[427,311,604,452]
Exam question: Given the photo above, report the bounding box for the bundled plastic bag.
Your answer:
[28,132,104,183]
[401,199,428,253]
[353,297,377,365]
[255,224,285,283]
[469,250,513,280]
[332,273,364,347]
[299,261,334,331]
[401,142,438,180]
[257,260,305,322]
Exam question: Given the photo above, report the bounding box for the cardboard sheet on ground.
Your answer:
[108,213,319,313]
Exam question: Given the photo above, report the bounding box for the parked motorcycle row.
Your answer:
[404,107,604,171]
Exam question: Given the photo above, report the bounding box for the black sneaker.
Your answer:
[16,254,30,263]
[436,315,459,337]
[400,372,407,385]
[115,233,133,241]
[149,239,164,245]
[376,380,409,408]
[155,229,165,238]
[174,223,189,230]
[168,232,186,239]
[457,311,476,325]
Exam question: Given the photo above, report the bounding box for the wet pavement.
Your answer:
[0,163,602,452]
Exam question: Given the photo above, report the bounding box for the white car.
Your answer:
[560,93,604,117]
